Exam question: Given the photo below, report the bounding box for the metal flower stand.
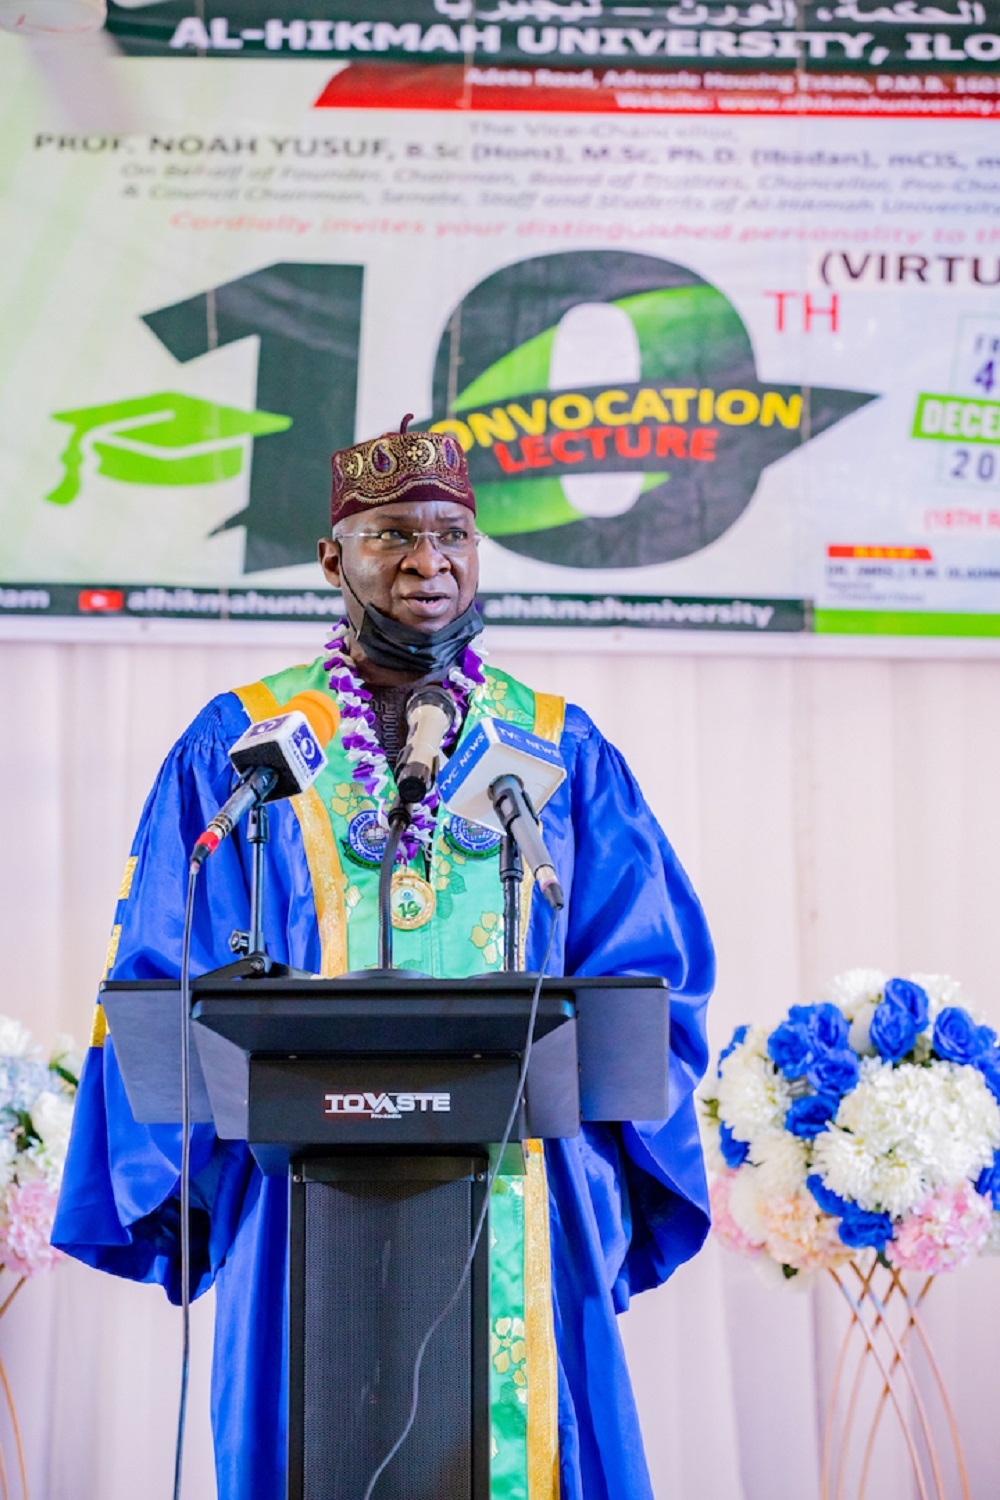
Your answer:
[821,1258,969,1500]
[0,1274,28,1500]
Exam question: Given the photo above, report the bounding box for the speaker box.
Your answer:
[288,1155,490,1500]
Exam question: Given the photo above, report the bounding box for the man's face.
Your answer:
[317,498,480,635]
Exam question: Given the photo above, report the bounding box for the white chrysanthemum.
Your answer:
[0,1019,37,1059]
[811,1123,876,1206]
[749,1132,808,1197]
[716,1028,791,1148]
[31,1090,74,1160]
[821,969,887,1021]
[908,973,982,1025]
[727,1167,768,1243]
[812,1060,1000,1218]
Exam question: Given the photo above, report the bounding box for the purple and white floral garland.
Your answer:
[323,616,486,862]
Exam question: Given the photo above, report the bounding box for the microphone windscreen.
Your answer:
[285,690,340,747]
[406,684,458,727]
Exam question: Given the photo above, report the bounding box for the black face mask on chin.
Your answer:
[340,566,483,676]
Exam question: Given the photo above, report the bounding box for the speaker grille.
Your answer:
[302,1174,473,1500]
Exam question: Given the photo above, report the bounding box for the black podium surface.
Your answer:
[101,973,670,1500]
[102,973,671,1170]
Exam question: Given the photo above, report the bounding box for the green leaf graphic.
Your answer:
[47,392,292,506]
[616,286,752,386]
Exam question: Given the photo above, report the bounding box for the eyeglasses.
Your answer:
[334,526,482,557]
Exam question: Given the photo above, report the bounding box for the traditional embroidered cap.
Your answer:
[330,415,474,525]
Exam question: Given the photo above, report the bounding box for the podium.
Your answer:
[102,973,670,1500]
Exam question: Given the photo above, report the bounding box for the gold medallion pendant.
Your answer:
[390,869,437,930]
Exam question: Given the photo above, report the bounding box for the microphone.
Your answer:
[490,774,565,911]
[190,690,340,868]
[395,685,458,804]
[437,718,566,910]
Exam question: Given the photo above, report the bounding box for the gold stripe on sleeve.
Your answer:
[117,856,138,901]
[524,689,565,1499]
[89,1003,108,1049]
[524,1139,560,1500]
[103,924,122,979]
[532,690,566,751]
[518,691,566,969]
[233,682,349,978]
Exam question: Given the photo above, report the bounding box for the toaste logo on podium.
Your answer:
[323,1091,452,1119]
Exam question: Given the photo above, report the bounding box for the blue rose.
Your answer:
[979,1047,1000,1104]
[869,997,918,1062]
[976,1148,1000,1209]
[719,1121,750,1169]
[933,1006,996,1065]
[807,1048,860,1097]
[838,1203,893,1252]
[717,1024,749,1078]
[785,1093,839,1139]
[768,1021,814,1080]
[883,978,930,1032]
[806,1173,847,1217]
[809,1003,850,1052]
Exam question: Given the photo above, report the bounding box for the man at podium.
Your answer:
[54,421,714,1500]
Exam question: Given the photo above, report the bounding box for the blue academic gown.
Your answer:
[53,688,714,1500]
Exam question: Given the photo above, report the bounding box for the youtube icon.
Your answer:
[78,588,124,614]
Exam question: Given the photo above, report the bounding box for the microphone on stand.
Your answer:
[190,690,340,868]
[438,719,567,910]
[373,686,458,972]
[489,775,564,911]
[395,686,458,804]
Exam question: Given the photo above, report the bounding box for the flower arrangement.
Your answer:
[0,1019,79,1280]
[701,971,1000,1279]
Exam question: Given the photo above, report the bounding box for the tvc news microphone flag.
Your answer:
[438,719,566,832]
[4,3,1000,644]
[439,718,567,908]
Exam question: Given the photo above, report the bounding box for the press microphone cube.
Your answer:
[438,719,565,833]
[229,711,328,802]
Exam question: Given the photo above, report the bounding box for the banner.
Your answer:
[2,4,1000,639]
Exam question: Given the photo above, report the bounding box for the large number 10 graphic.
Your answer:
[144,263,365,575]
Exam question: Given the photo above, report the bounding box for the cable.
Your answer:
[173,862,199,1500]
[360,908,560,1500]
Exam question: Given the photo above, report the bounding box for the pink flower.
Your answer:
[710,1172,765,1259]
[887,1182,991,1275]
[758,1191,854,1274]
[0,1179,63,1278]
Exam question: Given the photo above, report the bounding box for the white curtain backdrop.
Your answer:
[2,631,1000,1498]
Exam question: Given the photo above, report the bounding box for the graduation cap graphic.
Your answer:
[47,391,292,507]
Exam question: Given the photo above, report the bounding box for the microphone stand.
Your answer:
[210,803,310,980]
[500,832,523,974]
[247,804,268,961]
[377,800,413,972]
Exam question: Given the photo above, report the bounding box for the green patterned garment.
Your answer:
[256,657,554,1500]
